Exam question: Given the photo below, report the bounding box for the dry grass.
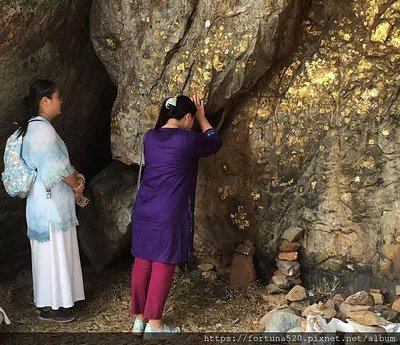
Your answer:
[0,261,268,335]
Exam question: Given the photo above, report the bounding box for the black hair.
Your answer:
[19,79,56,137]
[154,95,197,130]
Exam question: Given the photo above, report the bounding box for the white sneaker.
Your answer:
[143,323,181,339]
[132,318,146,336]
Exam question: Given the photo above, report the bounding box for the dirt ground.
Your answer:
[0,260,269,343]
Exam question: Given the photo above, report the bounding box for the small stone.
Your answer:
[396,286,400,296]
[286,271,301,280]
[244,239,253,246]
[261,293,287,309]
[370,293,384,305]
[198,263,214,272]
[322,308,337,319]
[286,285,307,302]
[302,302,336,319]
[392,298,400,312]
[278,251,298,261]
[290,300,310,315]
[340,302,374,318]
[346,311,390,326]
[382,309,398,322]
[324,299,336,311]
[332,294,344,310]
[332,293,344,302]
[370,288,382,294]
[202,271,217,280]
[266,283,288,295]
[271,272,291,289]
[301,320,307,331]
[302,303,324,317]
[280,240,301,252]
[347,319,386,333]
[345,291,375,306]
[235,242,255,256]
[229,253,256,289]
[276,260,300,276]
[281,226,304,242]
[289,278,302,287]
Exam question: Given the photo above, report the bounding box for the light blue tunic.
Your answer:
[21,116,78,242]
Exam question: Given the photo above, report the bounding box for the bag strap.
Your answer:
[136,135,144,193]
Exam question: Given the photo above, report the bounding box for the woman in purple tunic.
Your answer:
[130,95,222,337]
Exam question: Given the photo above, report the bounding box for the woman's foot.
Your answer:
[132,314,147,336]
[143,321,180,339]
[36,306,51,314]
[39,308,75,323]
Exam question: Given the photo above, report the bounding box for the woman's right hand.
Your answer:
[73,177,85,194]
[191,94,212,133]
[191,95,205,119]
[74,191,83,202]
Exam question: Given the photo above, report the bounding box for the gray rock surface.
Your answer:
[78,161,137,272]
[90,0,308,165]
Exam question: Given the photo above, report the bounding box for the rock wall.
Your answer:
[196,0,400,291]
[91,0,400,290]
[90,0,308,164]
[0,0,115,278]
[1,0,398,291]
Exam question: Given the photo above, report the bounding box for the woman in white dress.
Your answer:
[20,79,85,322]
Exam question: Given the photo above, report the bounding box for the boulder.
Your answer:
[78,161,137,271]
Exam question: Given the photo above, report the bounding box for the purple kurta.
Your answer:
[131,127,222,264]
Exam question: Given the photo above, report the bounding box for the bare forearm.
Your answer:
[197,115,212,133]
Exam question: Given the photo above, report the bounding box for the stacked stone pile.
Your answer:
[267,226,304,294]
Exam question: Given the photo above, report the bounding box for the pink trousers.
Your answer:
[130,257,175,319]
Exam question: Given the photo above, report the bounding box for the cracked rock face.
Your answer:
[91,0,400,288]
[195,0,400,286]
[90,0,307,164]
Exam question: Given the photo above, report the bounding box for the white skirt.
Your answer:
[30,226,85,309]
